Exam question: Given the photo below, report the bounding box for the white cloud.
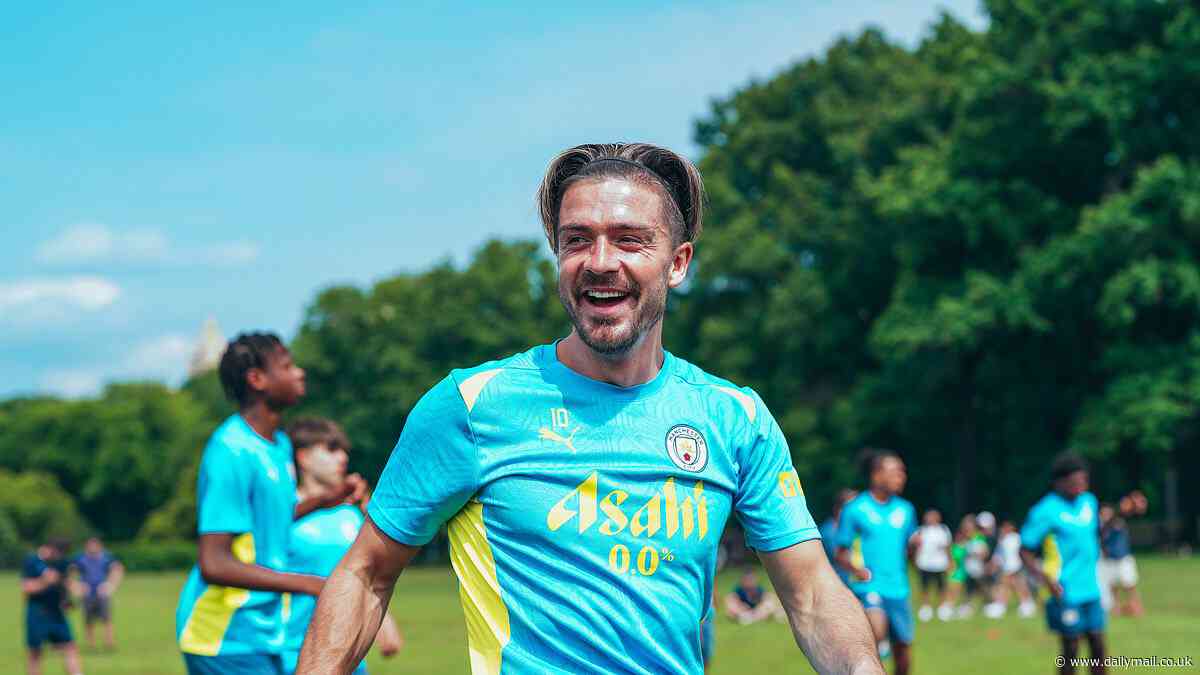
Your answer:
[39,370,105,399]
[0,276,121,315]
[35,223,258,267]
[37,333,196,398]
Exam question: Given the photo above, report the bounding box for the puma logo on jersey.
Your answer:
[539,425,581,453]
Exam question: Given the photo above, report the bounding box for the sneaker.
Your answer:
[983,602,1005,619]
[1018,600,1036,618]
[937,603,954,621]
[918,605,934,622]
[878,640,891,660]
[957,604,975,619]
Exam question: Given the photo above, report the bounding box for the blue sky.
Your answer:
[0,1,984,398]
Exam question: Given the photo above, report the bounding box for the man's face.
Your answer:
[86,538,102,555]
[924,509,941,525]
[298,442,348,488]
[1057,469,1089,499]
[251,346,306,408]
[873,456,907,495]
[555,178,692,357]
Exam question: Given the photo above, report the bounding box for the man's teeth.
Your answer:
[586,291,626,299]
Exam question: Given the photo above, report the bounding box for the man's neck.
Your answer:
[869,487,891,503]
[240,401,281,442]
[557,328,665,388]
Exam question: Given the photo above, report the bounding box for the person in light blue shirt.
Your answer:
[820,489,858,588]
[176,333,364,675]
[297,143,881,675]
[1020,453,1106,675]
[281,418,402,675]
[835,449,918,675]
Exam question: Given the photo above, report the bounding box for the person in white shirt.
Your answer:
[913,509,953,622]
[983,520,1036,618]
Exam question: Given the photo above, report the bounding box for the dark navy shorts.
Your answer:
[857,590,915,645]
[26,606,73,650]
[1046,597,1106,637]
[184,653,284,675]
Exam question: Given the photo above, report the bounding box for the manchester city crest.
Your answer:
[665,424,708,473]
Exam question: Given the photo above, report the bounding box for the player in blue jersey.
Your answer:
[835,450,918,675]
[282,418,403,675]
[298,143,881,675]
[176,333,365,675]
[820,489,858,588]
[1019,453,1106,675]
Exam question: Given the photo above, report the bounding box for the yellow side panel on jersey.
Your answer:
[179,533,256,656]
[448,501,511,675]
[1042,534,1061,583]
[851,537,865,569]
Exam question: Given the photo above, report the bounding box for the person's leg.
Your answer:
[723,594,753,623]
[26,648,43,675]
[893,642,911,675]
[1085,632,1106,675]
[102,597,115,648]
[1059,635,1079,675]
[58,643,83,675]
[83,606,96,649]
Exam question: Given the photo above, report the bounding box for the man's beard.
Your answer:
[559,269,669,357]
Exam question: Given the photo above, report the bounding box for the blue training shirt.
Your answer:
[367,343,819,675]
[176,414,297,656]
[834,492,917,599]
[282,504,367,674]
[1020,491,1101,605]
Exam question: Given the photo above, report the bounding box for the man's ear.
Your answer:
[668,241,694,288]
[245,367,268,395]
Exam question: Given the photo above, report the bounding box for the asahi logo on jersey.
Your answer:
[547,472,710,541]
[665,425,708,473]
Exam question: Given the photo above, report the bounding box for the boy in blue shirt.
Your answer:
[835,449,918,675]
[282,418,402,674]
[71,536,124,650]
[1020,453,1105,675]
[22,538,82,675]
[176,333,365,675]
[298,143,881,675]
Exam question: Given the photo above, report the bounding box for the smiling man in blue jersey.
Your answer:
[176,333,365,675]
[835,450,918,675]
[297,143,881,675]
[1019,453,1106,675]
[282,418,403,674]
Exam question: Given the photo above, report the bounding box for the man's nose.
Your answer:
[584,237,620,274]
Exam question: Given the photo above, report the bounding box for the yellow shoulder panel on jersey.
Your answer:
[459,369,503,413]
[715,386,756,424]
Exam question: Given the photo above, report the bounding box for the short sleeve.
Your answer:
[22,555,42,579]
[367,374,481,546]
[732,389,820,551]
[1020,500,1051,550]
[834,504,859,550]
[196,439,255,535]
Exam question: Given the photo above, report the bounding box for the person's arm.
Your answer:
[834,547,872,581]
[760,540,884,675]
[1018,502,1061,598]
[374,610,404,657]
[21,567,60,596]
[1019,547,1061,598]
[296,517,421,674]
[198,534,324,595]
[295,473,368,520]
[100,561,125,597]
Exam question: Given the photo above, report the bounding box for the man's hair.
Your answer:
[1050,451,1088,481]
[218,332,284,405]
[535,143,706,251]
[857,447,901,482]
[287,417,350,456]
[46,536,71,555]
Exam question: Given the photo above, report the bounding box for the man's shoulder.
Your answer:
[204,415,261,457]
[667,355,763,424]
[438,345,552,415]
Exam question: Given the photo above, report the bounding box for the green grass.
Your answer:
[2,556,1195,674]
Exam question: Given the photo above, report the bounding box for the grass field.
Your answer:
[2,556,1195,674]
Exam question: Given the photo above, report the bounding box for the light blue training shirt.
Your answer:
[176,415,297,656]
[367,343,820,674]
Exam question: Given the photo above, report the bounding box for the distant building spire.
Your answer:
[188,317,225,376]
